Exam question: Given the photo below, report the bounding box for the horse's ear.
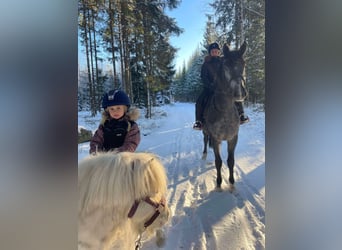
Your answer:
[239,41,247,56]
[223,44,230,57]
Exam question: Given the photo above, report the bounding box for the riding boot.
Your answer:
[195,97,203,123]
[194,99,203,130]
[193,91,208,130]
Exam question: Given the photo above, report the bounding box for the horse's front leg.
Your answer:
[212,141,222,188]
[227,135,238,185]
[202,131,209,160]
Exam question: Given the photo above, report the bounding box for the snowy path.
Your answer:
[78,102,265,250]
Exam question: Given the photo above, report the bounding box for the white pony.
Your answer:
[78,152,170,250]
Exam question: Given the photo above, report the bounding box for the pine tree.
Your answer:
[211,0,265,106]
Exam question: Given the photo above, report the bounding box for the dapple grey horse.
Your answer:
[202,41,248,189]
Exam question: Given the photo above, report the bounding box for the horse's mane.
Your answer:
[78,152,167,218]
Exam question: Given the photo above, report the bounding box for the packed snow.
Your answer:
[78,102,265,250]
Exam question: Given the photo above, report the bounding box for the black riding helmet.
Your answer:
[102,90,131,109]
[208,42,220,54]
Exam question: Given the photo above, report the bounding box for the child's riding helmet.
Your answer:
[102,90,131,109]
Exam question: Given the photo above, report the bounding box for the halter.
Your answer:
[127,196,166,249]
[127,196,166,228]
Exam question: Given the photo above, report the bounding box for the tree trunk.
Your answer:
[108,0,118,88]
[146,80,151,118]
[82,1,94,116]
[87,8,96,115]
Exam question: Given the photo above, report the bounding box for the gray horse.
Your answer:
[202,41,248,190]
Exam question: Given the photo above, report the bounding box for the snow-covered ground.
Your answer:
[78,102,265,250]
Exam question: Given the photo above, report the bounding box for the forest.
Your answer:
[78,0,265,117]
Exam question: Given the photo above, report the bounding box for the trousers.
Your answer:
[195,90,245,122]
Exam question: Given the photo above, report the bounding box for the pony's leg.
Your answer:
[227,135,238,185]
[156,228,166,247]
[202,131,208,160]
[213,141,223,188]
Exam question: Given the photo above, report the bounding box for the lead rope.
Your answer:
[135,233,143,250]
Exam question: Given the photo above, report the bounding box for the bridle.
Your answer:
[127,196,166,228]
[213,58,246,91]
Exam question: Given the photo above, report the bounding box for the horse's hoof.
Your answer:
[215,186,223,192]
[228,184,235,193]
[201,153,207,160]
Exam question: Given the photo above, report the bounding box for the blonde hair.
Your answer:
[100,106,140,125]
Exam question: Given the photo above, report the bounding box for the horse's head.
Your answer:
[220,41,248,102]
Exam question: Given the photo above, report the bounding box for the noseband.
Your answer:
[127,196,166,228]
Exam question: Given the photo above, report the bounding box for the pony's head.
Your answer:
[123,152,170,236]
[78,152,170,249]
[218,41,248,102]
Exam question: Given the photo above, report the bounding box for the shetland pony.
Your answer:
[78,152,170,250]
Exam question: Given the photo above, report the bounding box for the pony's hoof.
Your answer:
[155,229,166,247]
[201,153,207,160]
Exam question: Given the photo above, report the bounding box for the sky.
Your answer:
[78,0,214,72]
[78,102,266,249]
[165,0,214,71]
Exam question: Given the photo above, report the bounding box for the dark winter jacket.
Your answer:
[200,55,222,91]
[89,108,141,154]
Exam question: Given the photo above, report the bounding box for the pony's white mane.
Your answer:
[78,152,167,219]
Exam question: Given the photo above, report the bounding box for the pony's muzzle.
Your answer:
[158,204,170,226]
